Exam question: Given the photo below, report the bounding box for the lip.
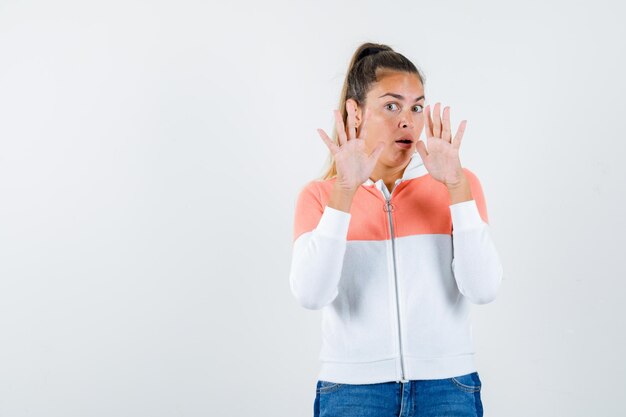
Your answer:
[395,141,413,150]
[394,136,414,150]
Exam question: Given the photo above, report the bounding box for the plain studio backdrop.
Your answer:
[0,0,624,415]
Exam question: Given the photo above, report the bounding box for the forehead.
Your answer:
[368,71,424,98]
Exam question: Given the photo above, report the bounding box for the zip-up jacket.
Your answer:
[288,151,503,384]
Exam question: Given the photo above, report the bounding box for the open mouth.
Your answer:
[395,139,413,149]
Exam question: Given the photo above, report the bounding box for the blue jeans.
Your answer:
[313,372,483,417]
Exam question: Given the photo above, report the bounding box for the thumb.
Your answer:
[368,142,385,162]
[415,140,428,160]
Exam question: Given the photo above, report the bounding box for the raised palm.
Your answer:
[317,104,384,192]
[415,103,468,187]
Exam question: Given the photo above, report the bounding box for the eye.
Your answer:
[385,103,399,111]
[412,104,424,113]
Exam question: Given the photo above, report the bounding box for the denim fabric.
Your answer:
[313,372,483,417]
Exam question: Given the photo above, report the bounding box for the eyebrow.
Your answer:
[378,93,425,102]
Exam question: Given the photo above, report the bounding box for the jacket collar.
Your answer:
[362,151,428,189]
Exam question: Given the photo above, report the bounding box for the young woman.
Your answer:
[289,42,503,417]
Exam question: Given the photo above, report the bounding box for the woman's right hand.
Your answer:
[317,102,385,193]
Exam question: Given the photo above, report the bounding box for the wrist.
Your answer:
[445,172,468,190]
[332,180,358,196]
[446,175,472,204]
[329,181,357,213]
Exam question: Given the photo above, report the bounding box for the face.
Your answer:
[348,70,425,169]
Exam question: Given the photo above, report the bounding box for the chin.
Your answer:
[382,152,412,166]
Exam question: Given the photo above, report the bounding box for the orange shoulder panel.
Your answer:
[292,169,490,242]
[462,167,490,225]
[392,175,453,237]
[293,180,324,242]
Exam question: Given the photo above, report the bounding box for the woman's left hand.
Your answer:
[415,103,467,188]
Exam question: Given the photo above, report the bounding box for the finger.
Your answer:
[452,120,467,150]
[423,105,433,138]
[346,102,357,141]
[415,139,428,160]
[334,109,347,146]
[317,128,339,153]
[433,102,442,139]
[442,106,452,143]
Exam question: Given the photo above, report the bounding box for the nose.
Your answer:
[399,109,414,129]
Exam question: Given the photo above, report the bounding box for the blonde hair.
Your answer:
[318,42,425,180]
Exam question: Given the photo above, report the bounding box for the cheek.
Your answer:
[363,124,382,143]
[363,125,392,149]
[371,115,397,133]
[363,112,396,142]
[415,114,425,131]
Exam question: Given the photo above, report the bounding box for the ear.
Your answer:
[345,98,363,128]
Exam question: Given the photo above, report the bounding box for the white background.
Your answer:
[1,0,624,415]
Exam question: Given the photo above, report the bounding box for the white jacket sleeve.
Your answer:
[289,182,351,310]
[449,169,504,305]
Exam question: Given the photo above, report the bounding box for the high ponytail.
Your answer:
[318,42,425,180]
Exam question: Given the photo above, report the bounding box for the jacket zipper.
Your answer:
[383,186,408,384]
